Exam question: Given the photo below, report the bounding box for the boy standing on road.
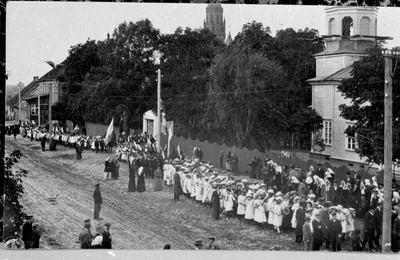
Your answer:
[93,183,103,220]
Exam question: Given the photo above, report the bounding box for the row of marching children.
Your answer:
[161,157,369,252]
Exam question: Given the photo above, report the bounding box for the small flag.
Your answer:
[162,149,165,159]
[177,144,181,156]
[104,118,114,145]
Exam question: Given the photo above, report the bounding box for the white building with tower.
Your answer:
[308,6,389,168]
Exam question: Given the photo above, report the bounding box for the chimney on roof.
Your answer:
[33,76,39,81]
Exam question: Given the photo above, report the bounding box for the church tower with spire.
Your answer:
[203,3,226,43]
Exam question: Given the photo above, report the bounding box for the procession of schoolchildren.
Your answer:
[6,121,400,252]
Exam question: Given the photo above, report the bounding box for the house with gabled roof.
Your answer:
[7,60,66,125]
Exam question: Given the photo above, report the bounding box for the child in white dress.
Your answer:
[274,197,283,233]
[224,188,236,217]
[236,190,246,219]
[244,194,255,224]
[254,194,267,227]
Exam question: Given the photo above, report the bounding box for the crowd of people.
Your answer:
[157,152,400,252]
[7,121,400,252]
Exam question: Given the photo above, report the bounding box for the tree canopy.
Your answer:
[53,19,324,151]
[337,44,400,165]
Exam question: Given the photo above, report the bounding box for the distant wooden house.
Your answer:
[7,61,66,125]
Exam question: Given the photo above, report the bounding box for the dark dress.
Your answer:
[128,163,137,192]
[137,166,146,193]
[211,190,221,220]
[173,172,184,201]
[153,169,163,191]
[295,208,305,243]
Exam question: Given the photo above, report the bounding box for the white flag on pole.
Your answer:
[177,144,181,157]
[104,117,114,145]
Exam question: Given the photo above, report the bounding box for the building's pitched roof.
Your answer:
[8,60,66,107]
[307,65,353,83]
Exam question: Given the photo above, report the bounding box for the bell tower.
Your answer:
[316,7,378,78]
[204,3,226,42]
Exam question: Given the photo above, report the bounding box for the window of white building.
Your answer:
[323,121,332,145]
[346,136,357,150]
[31,104,38,115]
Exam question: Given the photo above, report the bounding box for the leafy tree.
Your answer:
[232,21,273,52]
[337,44,400,165]
[205,47,288,150]
[159,27,224,139]
[2,150,28,239]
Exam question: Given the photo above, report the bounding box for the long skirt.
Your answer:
[137,175,146,192]
[212,201,220,220]
[128,177,136,192]
[154,177,163,191]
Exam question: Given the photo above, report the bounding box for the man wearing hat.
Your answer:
[93,183,103,220]
[362,206,377,251]
[328,212,342,252]
[313,163,325,179]
[102,223,112,249]
[79,219,93,249]
[328,180,342,206]
[370,188,382,208]
[22,215,34,249]
[311,211,325,251]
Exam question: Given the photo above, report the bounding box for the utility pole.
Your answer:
[48,82,53,135]
[381,49,397,253]
[17,82,24,122]
[38,91,41,126]
[157,68,161,153]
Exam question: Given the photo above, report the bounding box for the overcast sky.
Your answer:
[6,2,400,86]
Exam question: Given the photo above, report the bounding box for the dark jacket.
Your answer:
[93,188,103,204]
[329,186,342,205]
[328,219,342,240]
[312,219,324,240]
[364,211,376,231]
[102,230,112,249]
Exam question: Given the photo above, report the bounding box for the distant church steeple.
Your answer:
[204,3,226,43]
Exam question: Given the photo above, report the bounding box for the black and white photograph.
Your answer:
[2,1,400,257]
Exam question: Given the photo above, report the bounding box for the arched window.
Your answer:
[328,18,337,35]
[360,17,371,36]
[342,16,353,37]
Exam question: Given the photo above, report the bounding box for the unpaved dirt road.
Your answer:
[5,135,210,250]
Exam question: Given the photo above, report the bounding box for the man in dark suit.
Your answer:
[329,180,342,206]
[328,212,343,251]
[313,163,325,179]
[362,206,377,251]
[93,183,103,220]
[312,212,325,251]
[79,219,92,249]
[320,202,331,248]
[22,215,34,249]
[374,203,383,251]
